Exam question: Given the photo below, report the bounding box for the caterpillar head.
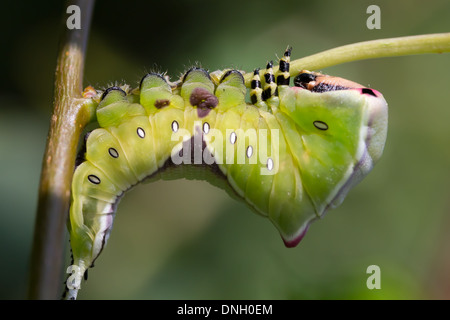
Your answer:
[278,70,388,225]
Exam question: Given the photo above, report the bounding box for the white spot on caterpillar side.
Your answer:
[203,122,210,134]
[230,132,237,144]
[313,120,328,131]
[88,174,101,184]
[108,147,119,158]
[171,120,179,133]
[267,158,274,171]
[246,145,253,158]
[137,127,145,138]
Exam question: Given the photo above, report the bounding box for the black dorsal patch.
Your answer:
[189,87,219,118]
[362,88,377,97]
[312,82,348,93]
[293,72,316,88]
[154,99,170,109]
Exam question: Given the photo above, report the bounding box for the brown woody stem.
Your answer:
[28,0,95,300]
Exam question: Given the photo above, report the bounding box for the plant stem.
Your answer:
[244,32,450,86]
[28,0,95,300]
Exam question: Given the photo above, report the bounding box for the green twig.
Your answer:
[244,32,450,86]
[28,0,95,300]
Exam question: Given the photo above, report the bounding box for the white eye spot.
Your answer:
[246,146,253,158]
[137,127,145,138]
[313,120,328,131]
[267,158,274,171]
[230,132,237,144]
[88,174,101,185]
[203,122,210,134]
[171,120,179,132]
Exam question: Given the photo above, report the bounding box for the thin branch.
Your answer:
[244,33,450,86]
[28,0,95,300]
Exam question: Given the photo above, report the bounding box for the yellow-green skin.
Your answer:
[66,68,388,299]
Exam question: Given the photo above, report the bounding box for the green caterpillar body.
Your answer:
[65,49,388,299]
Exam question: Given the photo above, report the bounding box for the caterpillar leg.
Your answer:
[276,46,292,86]
[250,69,269,112]
[261,61,279,111]
[262,61,276,100]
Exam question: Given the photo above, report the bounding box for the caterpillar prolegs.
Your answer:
[64,48,388,299]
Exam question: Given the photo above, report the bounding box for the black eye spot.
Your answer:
[362,88,377,97]
[294,73,316,87]
[88,174,101,184]
[313,121,328,131]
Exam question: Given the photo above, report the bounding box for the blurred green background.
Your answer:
[1,0,449,300]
